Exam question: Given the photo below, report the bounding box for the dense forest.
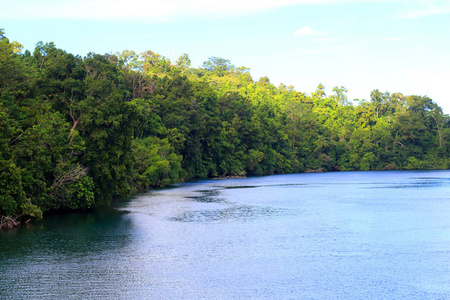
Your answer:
[1,30,449,229]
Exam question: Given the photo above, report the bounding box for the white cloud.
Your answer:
[0,0,391,22]
[400,7,450,19]
[396,1,450,19]
[0,0,300,21]
[293,26,326,37]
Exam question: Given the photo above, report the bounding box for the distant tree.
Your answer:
[332,86,349,106]
[202,57,234,75]
[176,53,191,70]
[314,83,326,99]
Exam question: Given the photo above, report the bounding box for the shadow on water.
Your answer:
[168,187,295,222]
[223,185,258,189]
[186,189,226,203]
[168,204,293,222]
[364,177,449,189]
[0,210,133,259]
[221,183,307,189]
[0,210,136,299]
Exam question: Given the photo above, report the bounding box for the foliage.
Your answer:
[1,29,449,228]
[131,137,182,189]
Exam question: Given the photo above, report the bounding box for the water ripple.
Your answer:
[168,205,293,222]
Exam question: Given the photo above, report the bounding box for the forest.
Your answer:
[1,30,449,229]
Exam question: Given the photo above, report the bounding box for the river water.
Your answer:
[1,170,450,299]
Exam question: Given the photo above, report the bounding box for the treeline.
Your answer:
[1,30,449,228]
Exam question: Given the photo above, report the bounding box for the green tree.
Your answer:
[202,57,235,76]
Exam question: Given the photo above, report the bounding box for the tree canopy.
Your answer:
[1,30,449,229]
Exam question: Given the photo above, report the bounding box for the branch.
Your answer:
[0,215,20,230]
[8,131,24,145]
[50,163,88,201]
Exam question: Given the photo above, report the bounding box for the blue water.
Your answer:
[1,170,450,299]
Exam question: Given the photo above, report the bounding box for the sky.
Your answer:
[1,0,450,113]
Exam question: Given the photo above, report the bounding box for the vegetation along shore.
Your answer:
[1,29,448,229]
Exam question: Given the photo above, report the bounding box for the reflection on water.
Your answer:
[1,170,450,299]
[169,204,293,222]
[362,176,450,189]
[223,185,258,189]
[0,211,135,299]
[0,211,132,255]
[186,189,225,203]
[176,188,295,222]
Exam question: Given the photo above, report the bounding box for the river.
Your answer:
[1,170,450,299]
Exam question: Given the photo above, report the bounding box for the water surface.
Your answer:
[1,170,450,299]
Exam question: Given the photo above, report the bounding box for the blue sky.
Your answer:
[2,0,450,113]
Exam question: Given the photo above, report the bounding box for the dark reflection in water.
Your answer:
[1,211,131,255]
[363,176,450,189]
[223,185,258,189]
[223,183,307,189]
[0,211,134,299]
[186,189,225,203]
[1,170,450,299]
[169,204,294,222]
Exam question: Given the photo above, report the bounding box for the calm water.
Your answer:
[1,170,450,299]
